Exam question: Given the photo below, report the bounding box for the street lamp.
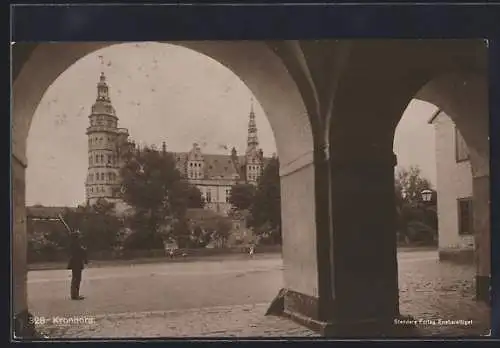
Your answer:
[421,189,433,203]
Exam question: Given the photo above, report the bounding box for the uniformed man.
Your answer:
[67,231,88,300]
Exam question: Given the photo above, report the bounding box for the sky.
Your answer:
[25,42,438,207]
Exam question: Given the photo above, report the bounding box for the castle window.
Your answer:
[101,173,105,181]
[458,198,474,235]
[206,191,212,203]
[108,155,112,164]
[95,154,99,163]
[108,172,112,181]
[89,156,92,165]
[190,163,193,167]
[100,154,104,163]
[90,187,93,193]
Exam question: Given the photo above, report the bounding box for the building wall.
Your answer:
[433,112,474,255]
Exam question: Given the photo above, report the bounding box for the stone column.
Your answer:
[473,175,490,304]
[12,155,36,339]
[324,147,401,336]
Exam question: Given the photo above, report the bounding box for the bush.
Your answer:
[122,230,165,250]
[406,220,437,245]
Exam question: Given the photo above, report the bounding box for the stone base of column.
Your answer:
[283,290,320,321]
[476,275,490,305]
[274,289,418,337]
[13,310,40,339]
[283,309,419,337]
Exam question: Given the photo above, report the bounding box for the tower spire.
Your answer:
[247,98,259,150]
[96,56,110,102]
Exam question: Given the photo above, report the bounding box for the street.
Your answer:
[27,250,490,338]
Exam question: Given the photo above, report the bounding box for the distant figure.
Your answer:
[168,249,175,259]
[67,232,88,300]
[249,245,255,257]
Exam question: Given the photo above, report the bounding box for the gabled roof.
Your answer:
[174,152,241,180]
[203,154,239,179]
[172,151,271,180]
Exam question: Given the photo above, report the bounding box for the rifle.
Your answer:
[58,213,72,235]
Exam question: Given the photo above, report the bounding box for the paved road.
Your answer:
[27,250,490,338]
[28,255,283,317]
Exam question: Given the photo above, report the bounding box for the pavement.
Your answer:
[27,250,490,338]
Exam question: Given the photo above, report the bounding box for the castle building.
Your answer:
[85,72,268,216]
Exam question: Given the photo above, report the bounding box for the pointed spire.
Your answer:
[247,98,259,150]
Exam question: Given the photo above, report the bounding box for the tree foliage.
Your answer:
[229,184,256,211]
[62,200,123,252]
[186,184,205,209]
[120,146,203,249]
[249,156,282,244]
[395,166,433,206]
[394,166,438,245]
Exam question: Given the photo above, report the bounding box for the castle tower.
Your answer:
[85,70,127,206]
[245,99,263,184]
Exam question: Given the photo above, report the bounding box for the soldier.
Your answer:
[67,231,88,300]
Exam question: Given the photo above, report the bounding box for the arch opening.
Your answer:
[13,42,319,335]
[391,70,490,330]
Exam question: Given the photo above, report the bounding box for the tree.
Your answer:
[250,156,281,243]
[395,166,432,205]
[200,216,232,248]
[394,166,437,245]
[120,146,192,249]
[229,184,256,211]
[62,201,123,253]
[186,185,205,209]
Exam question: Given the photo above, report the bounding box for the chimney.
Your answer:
[162,141,167,154]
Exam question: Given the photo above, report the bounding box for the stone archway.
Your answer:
[322,40,488,336]
[415,72,490,304]
[12,42,321,336]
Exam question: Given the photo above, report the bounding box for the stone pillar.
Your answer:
[278,149,322,322]
[12,155,37,339]
[473,175,490,304]
[324,147,401,336]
